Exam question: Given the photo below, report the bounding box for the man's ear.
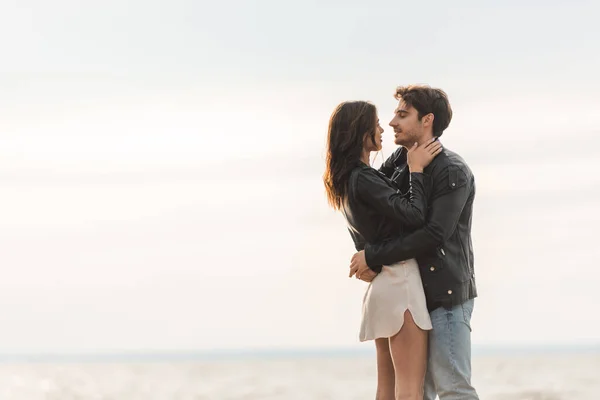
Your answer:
[424,113,435,127]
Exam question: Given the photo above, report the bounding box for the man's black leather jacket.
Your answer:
[365,146,478,311]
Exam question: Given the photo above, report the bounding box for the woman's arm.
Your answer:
[357,168,431,230]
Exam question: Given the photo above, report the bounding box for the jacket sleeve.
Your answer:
[364,165,472,266]
[378,147,407,178]
[357,169,430,230]
[348,227,366,251]
[348,228,382,273]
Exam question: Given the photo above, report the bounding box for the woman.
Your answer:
[323,101,442,400]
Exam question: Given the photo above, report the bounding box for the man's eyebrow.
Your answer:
[395,109,409,113]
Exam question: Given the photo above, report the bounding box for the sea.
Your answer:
[0,348,597,399]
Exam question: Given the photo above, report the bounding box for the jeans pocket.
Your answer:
[461,301,473,332]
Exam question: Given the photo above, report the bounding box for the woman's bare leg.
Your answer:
[388,310,428,400]
[375,338,396,400]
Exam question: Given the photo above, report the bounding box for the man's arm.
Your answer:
[347,227,366,251]
[364,165,472,266]
[347,228,382,274]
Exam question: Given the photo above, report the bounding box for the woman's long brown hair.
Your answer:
[323,101,377,210]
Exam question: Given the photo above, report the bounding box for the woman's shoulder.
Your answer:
[358,163,390,179]
[350,163,378,183]
[353,164,392,190]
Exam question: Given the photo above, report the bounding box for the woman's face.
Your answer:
[364,115,384,152]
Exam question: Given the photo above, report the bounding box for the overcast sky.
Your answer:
[0,0,599,354]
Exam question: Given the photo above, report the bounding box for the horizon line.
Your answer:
[0,343,598,363]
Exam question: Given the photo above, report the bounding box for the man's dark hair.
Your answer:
[395,85,453,137]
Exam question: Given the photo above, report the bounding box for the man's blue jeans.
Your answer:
[424,299,479,400]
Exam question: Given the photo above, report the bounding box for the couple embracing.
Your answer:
[324,85,479,400]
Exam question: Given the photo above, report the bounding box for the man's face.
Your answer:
[389,100,424,147]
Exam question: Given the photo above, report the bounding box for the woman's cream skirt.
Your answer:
[360,258,432,341]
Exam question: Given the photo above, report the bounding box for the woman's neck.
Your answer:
[360,150,370,165]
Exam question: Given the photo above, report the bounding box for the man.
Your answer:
[349,85,479,399]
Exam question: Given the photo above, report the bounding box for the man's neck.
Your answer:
[400,134,435,150]
[418,133,435,146]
